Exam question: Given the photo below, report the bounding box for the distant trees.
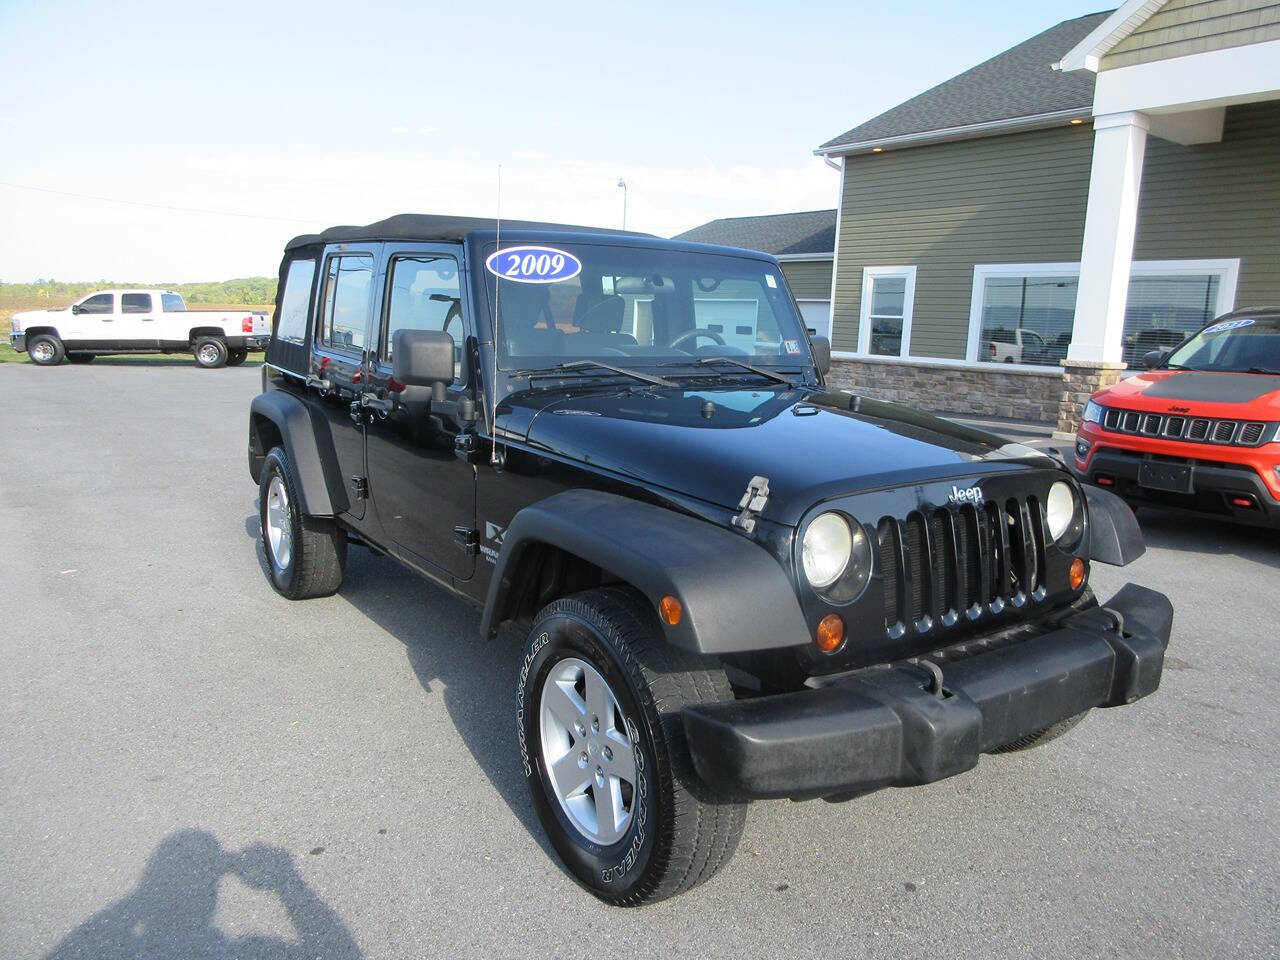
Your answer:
[0,278,278,306]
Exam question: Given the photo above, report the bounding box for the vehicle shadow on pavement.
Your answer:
[335,546,561,863]
[244,515,559,866]
[1134,507,1279,570]
[43,828,361,960]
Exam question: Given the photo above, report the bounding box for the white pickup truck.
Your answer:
[8,289,271,368]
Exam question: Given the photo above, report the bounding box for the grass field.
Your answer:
[2,292,271,365]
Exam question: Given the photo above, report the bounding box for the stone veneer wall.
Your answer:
[825,357,1065,423]
[1058,360,1127,434]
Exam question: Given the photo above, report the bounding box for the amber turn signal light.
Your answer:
[1069,557,1086,590]
[815,614,845,654]
[659,595,683,626]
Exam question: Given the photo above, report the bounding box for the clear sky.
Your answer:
[0,0,1101,282]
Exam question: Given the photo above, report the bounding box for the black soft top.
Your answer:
[285,213,651,251]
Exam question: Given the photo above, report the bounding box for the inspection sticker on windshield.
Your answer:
[1203,317,1254,334]
[783,339,801,354]
[765,274,777,288]
[485,245,582,284]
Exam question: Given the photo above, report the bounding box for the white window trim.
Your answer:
[965,258,1239,370]
[858,265,917,358]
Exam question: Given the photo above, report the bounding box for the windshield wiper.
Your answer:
[692,356,796,386]
[551,359,676,388]
[659,356,796,386]
[1235,367,1280,375]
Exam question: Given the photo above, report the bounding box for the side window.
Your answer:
[161,293,185,312]
[121,293,153,313]
[382,255,464,374]
[79,293,114,315]
[275,259,315,344]
[319,255,373,353]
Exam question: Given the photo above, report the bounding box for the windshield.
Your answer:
[1163,315,1280,374]
[482,242,812,371]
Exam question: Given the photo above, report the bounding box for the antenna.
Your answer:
[490,163,502,465]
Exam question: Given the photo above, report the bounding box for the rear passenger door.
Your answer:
[363,244,477,580]
[311,244,381,522]
[119,292,158,347]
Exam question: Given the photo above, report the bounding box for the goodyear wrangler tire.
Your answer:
[258,447,346,600]
[516,587,746,906]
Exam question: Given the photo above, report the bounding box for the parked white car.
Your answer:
[9,289,270,368]
[985,326,1047,364]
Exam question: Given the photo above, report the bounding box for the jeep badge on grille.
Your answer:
[948,484,984,506]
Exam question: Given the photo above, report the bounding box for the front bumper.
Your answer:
[1073,445,1280,527]
[10,332,25,353]
[682,583,1172,800]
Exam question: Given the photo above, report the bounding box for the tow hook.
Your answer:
[1101,606,1126,636]
[915,659,947,699]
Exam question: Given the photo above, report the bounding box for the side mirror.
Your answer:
[71,304,81,315]
[393,329,455,387]
[1141,349,1166,370]
[810,335,831,377]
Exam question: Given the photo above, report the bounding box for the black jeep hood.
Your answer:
[507,385,1057,526]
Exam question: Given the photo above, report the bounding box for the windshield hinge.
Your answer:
[349,475,369,501]
[731,475,770,534]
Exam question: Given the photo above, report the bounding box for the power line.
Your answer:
[0,181,321,225]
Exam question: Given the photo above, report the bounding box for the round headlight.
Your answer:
[1045,481,1078,542]
[802,512,853,589]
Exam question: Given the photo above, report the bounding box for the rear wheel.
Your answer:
[258,447,346,599]
[517,587,745,906]
[27,334,65,366]
[226,347,248,366]
[193,337,228,368]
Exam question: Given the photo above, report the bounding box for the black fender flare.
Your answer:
[248,391,346,517]
[1084,484,1146,566]
[480,489,810,655]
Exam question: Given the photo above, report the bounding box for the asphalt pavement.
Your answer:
[2,361,1277,959]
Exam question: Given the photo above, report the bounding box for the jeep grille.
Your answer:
[1099,406,1270,448]
[876,498,1047,639]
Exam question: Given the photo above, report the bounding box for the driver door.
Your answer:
[363,244,477,581]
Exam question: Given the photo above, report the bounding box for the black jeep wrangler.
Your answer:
[248,214,1172,906]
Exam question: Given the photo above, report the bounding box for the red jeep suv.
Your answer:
[1072,307,1280,528]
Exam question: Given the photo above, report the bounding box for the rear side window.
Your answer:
[319,255,373,353]
[161,293,185,312]
[275,259,315,345]
[79,293,114,314]
[121,293,153,313]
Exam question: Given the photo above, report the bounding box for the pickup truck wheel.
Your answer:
[258,447,346,599]
[992,710,1090,753]
[28,334,65,366]
[67,354,95,364]
[193,337,228,368]
[225,347,248,366]
[517,587,746,906]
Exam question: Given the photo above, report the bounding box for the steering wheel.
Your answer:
[670,328,725,350]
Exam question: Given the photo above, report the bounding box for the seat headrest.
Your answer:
[574,293,625,333]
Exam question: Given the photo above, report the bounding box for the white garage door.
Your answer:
[797,300,831,335]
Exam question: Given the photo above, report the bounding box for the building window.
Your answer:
[858,266,916,357]
[967,260,1238,367]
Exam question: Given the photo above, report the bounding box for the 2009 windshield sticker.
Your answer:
[1203,317,1254,334]
[485,246,582,284]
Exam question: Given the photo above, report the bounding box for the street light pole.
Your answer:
[617,178,627,230]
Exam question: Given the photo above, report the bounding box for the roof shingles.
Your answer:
[819,11,1111,151]
[672,209,836,256]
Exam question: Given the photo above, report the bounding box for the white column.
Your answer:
[1067,111,1149,364]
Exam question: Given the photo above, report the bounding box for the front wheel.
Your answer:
[225,347,248,366]
[992,710,1090,753]
[28,334,65,366]
[67,354,95,364]
[258,447,346,599]
[193,337,228,368]
[517,587,745,906]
